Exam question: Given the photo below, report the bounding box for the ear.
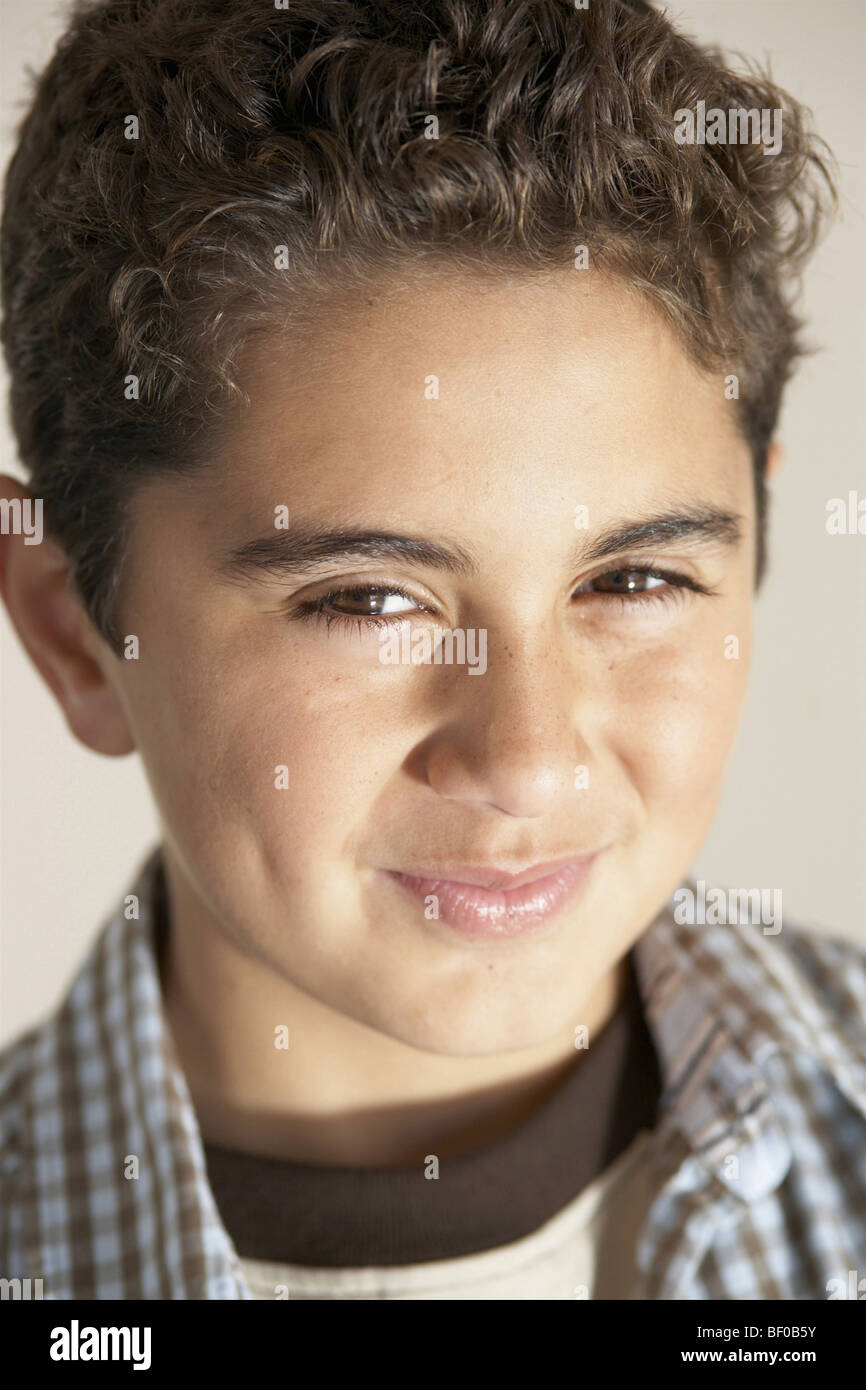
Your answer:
[765,439,783,481]
[0,475,137,755]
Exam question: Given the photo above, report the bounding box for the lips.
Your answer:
[390,857,590,892]
[382,853,601,940]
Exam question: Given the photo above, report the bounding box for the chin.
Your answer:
[368,1005,563,1058]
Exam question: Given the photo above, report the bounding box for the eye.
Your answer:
[573,565,712,606]
[314,586,417,617]
[291,583,433,634]
[581,568,668,596]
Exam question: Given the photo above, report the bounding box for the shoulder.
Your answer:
[0,1018,44,1143]
[776,918,866,1031]
[0,1018,47,1258]
[731,914,866,1059]
[659,886,866,1074]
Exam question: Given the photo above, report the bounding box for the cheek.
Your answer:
[603,613,752,814]
[124,638,396,861]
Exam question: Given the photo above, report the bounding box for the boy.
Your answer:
[0,0,864,1301]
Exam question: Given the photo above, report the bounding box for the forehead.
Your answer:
[143,267,753,553]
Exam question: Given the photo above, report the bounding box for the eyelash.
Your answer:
[289,566,713,636]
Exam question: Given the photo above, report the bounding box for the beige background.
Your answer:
[1,0,864,1046]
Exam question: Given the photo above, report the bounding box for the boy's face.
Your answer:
[93,270,755,1054]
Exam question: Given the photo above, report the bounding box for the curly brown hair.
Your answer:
[0,0,836,652]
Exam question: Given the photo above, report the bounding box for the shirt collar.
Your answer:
[632,880,866,1204]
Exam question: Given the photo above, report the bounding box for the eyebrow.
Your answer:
[218,506,744,583]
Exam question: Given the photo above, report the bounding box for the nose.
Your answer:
[419,628,590,818]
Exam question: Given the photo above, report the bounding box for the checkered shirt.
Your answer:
[2,846,865,1299]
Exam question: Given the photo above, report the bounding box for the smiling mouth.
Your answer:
[388,855,594,890]
[381,852,603,940]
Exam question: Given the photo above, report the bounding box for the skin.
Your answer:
[0,267,778,1167]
